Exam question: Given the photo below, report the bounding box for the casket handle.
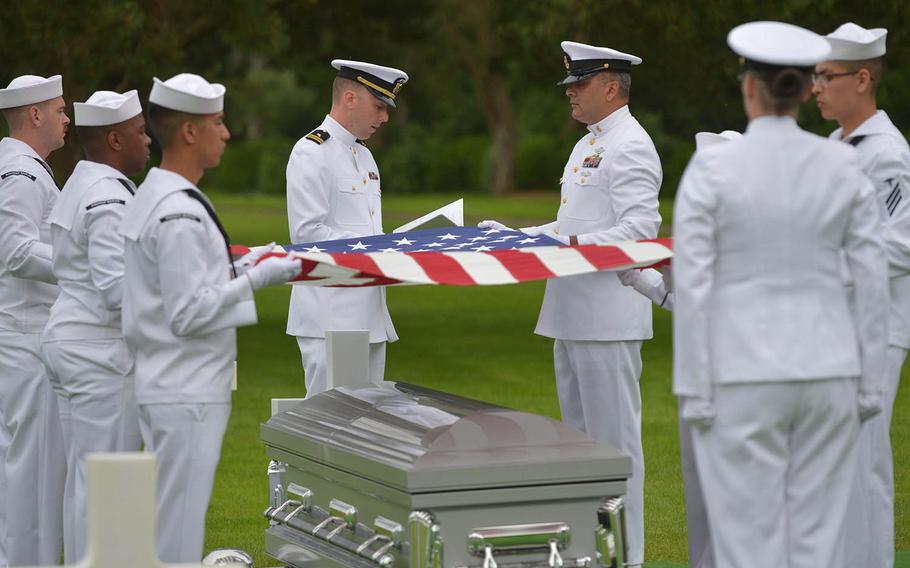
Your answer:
[595,497,628,568]
[467,521,571,555]
[329,498,358,529]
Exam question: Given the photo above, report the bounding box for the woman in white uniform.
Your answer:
[672,22,889,568]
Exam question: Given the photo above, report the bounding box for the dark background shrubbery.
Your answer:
[2,0,908,200]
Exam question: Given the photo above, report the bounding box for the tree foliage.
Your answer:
[1,0,907,196]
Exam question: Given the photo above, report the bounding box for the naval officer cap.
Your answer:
[558,41,641,86]
[149,73,225,115]
[728,21,831,72]
[0,74,63,109]
[825,23,887,61]
[695,130,742,150]
[331,60,408,108]
[74,90,142,127]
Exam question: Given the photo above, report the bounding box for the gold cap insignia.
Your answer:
[564,55,570,70]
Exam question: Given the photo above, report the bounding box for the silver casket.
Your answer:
[262,382,632,568]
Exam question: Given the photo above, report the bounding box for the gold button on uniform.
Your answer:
[362,178,367,184]
[562,197,567,204]
[573,166,579,173]
[589,138,595,145]
[351,185,357,191]
[580,178,586,184]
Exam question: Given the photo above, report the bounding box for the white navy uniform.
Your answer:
[42,159,142,563]
[286,115,397,396]
[120,166,258,562]
[533,102,662,565]
[0,136,65,566]
[835,110,910,568]
[673,110,889,568]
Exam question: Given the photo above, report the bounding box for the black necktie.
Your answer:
[30,156,59,190]
[182,189,236,278]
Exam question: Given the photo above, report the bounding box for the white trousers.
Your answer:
[138,402,230,563]
[678,401,712,568]
[693,379,859,568]
[553,339,644,566]
[0,331,65,566]
[41,338,142,565]
[295,337,386,399]
[846,344,905,568]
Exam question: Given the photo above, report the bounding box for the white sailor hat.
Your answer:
[728,21,830,70]
[695,130,742,150]
[331,60,408,108]
[558,41,641,86]
[0,74,63,109]
[825,23,887,61]
[149,73,225,115]
[73,90,142,127]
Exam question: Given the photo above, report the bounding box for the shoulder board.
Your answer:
[305,129,330,145]
[356,139,367,147]
[86,198,126,211]
[159,213,202,224]
[1,170,37,181]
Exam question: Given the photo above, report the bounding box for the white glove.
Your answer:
[858,391,883,423]
[680,396,716,431]
[618,269,641,287]
[245,255,301,290]
[478,220,512,231]
[233,242,276,275]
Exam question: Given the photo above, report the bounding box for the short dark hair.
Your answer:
[841,56,886,95]
[147,102,200,147]
[75,125,111,156]
[332,76,366,103]
[750,68,810,115]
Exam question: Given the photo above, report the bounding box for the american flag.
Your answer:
[233,227,673,287]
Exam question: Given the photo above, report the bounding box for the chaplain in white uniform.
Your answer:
[620,129,739,568]
[120,73,300,563]
[481,41,661,566]
[673,22,889,568]
[42,89,150,564]
[0,74,68,566]
[812,23,909,568]
[286,60,405,397]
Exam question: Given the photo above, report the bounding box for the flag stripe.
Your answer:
[488,249,556,281]
[411,252,477,285]
[443,251,518,285]
[365,252,436,285]
[521,246,597,277]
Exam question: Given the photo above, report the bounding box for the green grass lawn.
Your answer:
[206,191,909,566]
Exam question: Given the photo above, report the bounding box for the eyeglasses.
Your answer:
[811,71,859,88]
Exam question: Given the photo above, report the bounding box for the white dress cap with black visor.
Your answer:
[825,22,887,61]
[331,60,408,108]
[558,41,642,86]
[149,73,225,115]
[0,74,63,109]
[74,90,142,127]
[728,21,831,73]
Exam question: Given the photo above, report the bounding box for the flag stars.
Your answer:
[304,245,326,253]
[439,233,458,240]
[348,241,370,250]
[472,245,492,252]
[393,237,415,246]
[517,237,539,244]
[378,247,401,253]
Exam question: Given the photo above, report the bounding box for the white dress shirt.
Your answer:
[45,160,136,340]
[0,137,59,332]
[831,110,910,348]
[120,167,257,404]
[285,115,396,343]
[673,115,889,399]
[535,106,662,340]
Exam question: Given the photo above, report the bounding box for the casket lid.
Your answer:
[262,382,631,493]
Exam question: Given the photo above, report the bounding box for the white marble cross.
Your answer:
[26,452,240,568]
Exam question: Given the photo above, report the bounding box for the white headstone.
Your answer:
[325,330,371,390]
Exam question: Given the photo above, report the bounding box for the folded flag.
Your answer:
[232,226,672,287]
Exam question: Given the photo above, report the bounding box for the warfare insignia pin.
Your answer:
[368,172,379,180]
